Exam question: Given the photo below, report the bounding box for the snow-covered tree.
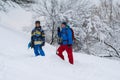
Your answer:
[80,0,120,58]
[32,0,90,48]
[1,0,120,58]
[0,0,35,12]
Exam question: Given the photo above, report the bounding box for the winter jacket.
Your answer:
[58,26,73,45]
[31,26,45,46]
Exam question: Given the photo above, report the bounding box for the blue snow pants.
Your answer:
[34,45,45,56]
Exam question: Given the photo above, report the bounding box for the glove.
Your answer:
[57,27,60,33]
[68,44,72,48]
[57,38,62,45]
[28,41,34,49]
[28,42,31,49]
[42,42,45,46]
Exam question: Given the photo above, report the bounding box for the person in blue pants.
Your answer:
[33,45,45,56]
[28,21,45,56]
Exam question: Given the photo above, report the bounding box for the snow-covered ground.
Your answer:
[0,23,120,80]
[0,2,120,80]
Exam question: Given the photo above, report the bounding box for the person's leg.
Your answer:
[34,45,40,56]
[38,46,45,56]
[57,45,65,60]
[65,45,74,64]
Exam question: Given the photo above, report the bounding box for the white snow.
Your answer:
[0,1,120,80]
[0,6,32,31]
[0,23,120,80]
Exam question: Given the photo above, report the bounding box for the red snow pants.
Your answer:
[57,45,74,64]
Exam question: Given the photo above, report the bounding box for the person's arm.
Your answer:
[28,31,34,49]
[41,30,45,46]
[57,27,61,37]
[31,31,33,41]
[67,29,73,45]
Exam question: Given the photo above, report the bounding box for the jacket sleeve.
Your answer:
[41,30,45,42]
[31,30,34,42]
[30,30,35,47]
[58,31,61,38]
[67,29,73,45]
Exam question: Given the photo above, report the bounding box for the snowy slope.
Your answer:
[0,6,32,31]
[0,24,120,80]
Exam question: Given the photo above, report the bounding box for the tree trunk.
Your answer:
[50,21,55,44]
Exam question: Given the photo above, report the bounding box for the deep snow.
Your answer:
[0,24,120,80]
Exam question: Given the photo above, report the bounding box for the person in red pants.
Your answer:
[57,22,74,64]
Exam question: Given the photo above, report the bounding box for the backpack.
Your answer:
[70,28,76,41]
[66,25,76,41]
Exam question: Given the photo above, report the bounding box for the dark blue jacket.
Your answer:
[31,27,45,45]
[58,26,73,45]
